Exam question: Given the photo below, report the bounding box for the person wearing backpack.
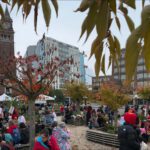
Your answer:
[118,108,141,150]
[6,120,20,144]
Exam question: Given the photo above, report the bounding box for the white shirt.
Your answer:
[18,115,26,124]
[53,112,57,121]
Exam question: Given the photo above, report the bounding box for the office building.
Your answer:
[26,36,85,89]
[112,49,150,89]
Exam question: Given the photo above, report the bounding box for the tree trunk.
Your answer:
[114,111,118,132]
[76,100,80,114]
[28,99,35,150]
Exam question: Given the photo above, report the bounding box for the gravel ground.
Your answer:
[57,117,150,150]
[67,125,118,150]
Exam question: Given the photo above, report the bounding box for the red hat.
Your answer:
[124,112,137,125]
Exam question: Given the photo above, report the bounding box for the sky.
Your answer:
[6,1,149,84]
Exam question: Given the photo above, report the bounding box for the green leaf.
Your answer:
[124,15,135,32]
[11,0,17,11]
[85,2,97,42]
[23,1,32,19]
[89,37,100,59]
[0,4,4,18]
[96,0,109,42]
[79,17,87,40]
[108,55,112,70]
[125,26,142,83]
[34,4,38,33]
[109,0,116,14]
[42,0,51,28]
[119,3,128,15]
[101,54,106,75]
[75,0,89,12]
[95,43,103,77]
[115,16,121,31]
[2,0,9,4]
[51,0,58,17]
[17,0,24,12]
[123,0,136,9]
[142,0,145,8]
[143,29,150,71]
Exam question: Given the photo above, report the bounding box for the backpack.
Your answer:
[12,128,21,144]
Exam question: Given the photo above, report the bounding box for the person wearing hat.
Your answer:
[118,109,141,150]
[53,122,70,150]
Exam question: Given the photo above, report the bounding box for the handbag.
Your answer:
[140,141,148,150]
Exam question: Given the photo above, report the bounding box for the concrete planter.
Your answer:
[86,129,119,148]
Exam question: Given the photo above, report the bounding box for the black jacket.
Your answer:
[118,124,141,150]
[19,127,29,144]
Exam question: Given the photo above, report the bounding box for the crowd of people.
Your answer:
[117,105,150,150]
[0,104,71,150]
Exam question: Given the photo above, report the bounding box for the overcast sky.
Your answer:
[7,1,149,83]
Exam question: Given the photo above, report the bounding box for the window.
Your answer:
[121,75,126,80]
[137,73,143,79]
[114,75,118,79]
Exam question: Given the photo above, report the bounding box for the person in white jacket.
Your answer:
[18,113,26,125]
[52,109,57,122]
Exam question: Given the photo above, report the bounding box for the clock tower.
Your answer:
[0,7,15,94]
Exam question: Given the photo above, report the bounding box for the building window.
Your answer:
[114,75,119,79]
[137,73,143,79]
[120,75,125,80]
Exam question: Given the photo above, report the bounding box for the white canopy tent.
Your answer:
[36,94,55,101]
[0,93,12,101]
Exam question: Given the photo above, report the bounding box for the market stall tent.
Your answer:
[0,93,12,101]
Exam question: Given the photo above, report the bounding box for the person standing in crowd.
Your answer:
[44,110,54,126]
[91,109,97,127]
[124,108,137,126]
[12,108,18,120]
[86,106,92,126]
[18,112,26,125]
[0,105,4,121]
[118,109,141,150]
[53,122,70,150]
[19,123,29,144]
[52,109,57,122]
[60,105,64,116]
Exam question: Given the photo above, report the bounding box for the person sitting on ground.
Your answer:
[19,122,29,144]
[118,109,141,150]
[6,120,20,144]
[1,127,13,146]
[18,112,26,125]
[0,135,15,150]
[33,129,51,150]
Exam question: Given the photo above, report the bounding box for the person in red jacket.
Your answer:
[124,108,137,126]
[12,108,18,120]
[7,120,18,135]
[34,128,60,150]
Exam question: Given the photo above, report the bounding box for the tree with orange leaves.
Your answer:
[0,50,75,149]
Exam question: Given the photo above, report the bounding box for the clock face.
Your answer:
[2,22,11,29]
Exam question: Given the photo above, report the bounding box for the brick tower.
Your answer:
[0,7,15,95]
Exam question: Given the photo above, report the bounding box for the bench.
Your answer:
[15,144,30,150]
[86,130,120,148]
